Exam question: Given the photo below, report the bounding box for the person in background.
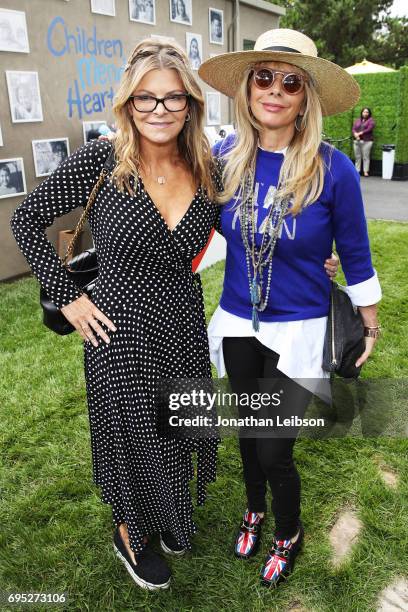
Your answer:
[352,107,375,177]
[13,82,39,121]
[86,128,102,142]
[171,0,189,23]
[47,141,68,172]
[0,165,17,196]
[188,37,202,70]
[210,12,222,43]
[0,17,25,51]
[131,0,154,22]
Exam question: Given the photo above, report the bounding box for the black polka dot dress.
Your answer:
[10,139,219,554]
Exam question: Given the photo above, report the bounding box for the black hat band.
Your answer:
[262,45,301,53]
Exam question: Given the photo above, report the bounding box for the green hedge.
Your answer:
[395,66,408,164]
[323,67,408,164]
[323,109,353,157]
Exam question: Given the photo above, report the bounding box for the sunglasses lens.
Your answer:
[253,69,304,94]
[282,73,303,94]
[254,68,274,89]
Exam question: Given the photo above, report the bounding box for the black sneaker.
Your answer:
[113,527,171,590]
[260,522,304,588]
[160,531,186,556]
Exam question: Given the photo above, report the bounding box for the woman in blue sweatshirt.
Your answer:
[199,29,382,587]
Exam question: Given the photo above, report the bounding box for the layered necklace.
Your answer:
[239,162,291,332]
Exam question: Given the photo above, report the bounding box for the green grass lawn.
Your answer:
[0,220,407,612]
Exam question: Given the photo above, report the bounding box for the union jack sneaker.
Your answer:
[234,510,264,559]
[260,523,304,588]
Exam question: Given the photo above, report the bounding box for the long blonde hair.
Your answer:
[111,38,215,200]
[218,63,332,215]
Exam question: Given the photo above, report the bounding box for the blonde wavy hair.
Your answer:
[218,63,333,215]
[111,38,215,200]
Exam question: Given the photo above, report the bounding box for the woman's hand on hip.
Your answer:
[61,294,117,347]
[324,252,339,278]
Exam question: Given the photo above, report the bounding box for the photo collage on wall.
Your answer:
[0,2,227,199]
[1,8,31,198]
[90,0,225,124]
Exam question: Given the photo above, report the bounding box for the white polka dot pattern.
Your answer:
[10,139,220,553]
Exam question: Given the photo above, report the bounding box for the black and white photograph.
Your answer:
[209,8,224,45]
[129,0,155,24]
[32,139,70,178]
[186,33,202,71]
[83,121,109,144]
[206,91,221,125]
[90,0,116,17]
[0,8,29,53]
[170,0,192,26]
[0,123,3,147]
[6,71,43,123]
[0,158,26,199]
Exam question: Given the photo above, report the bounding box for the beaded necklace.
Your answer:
[239,162,291,332]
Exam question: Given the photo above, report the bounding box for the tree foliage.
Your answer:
[374,16,408,69]
[266,0,407,68]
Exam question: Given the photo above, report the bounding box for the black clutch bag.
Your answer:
[322,281,365,378]
[40,146,114,335]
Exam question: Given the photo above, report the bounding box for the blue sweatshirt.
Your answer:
[213,136,375,322]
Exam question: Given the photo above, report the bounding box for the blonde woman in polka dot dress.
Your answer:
[10,40,219,591]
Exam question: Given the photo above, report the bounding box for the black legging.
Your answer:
[223,336,312,539]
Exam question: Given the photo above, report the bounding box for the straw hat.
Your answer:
[198,29,360,116]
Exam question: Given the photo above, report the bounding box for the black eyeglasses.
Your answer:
[128,93,190,112]
[250,68,308,95]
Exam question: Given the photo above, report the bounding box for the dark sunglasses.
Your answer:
[250,68,308,95]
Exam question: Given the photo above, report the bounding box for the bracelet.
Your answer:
[364,325,381,339]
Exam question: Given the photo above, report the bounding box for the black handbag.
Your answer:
[40,146,115,335]
[322,280,366,378]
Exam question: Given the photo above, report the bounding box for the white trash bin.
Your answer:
[382,144,395,180]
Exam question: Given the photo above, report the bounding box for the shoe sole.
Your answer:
[160,536,186,557]
[113,544,171,590]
